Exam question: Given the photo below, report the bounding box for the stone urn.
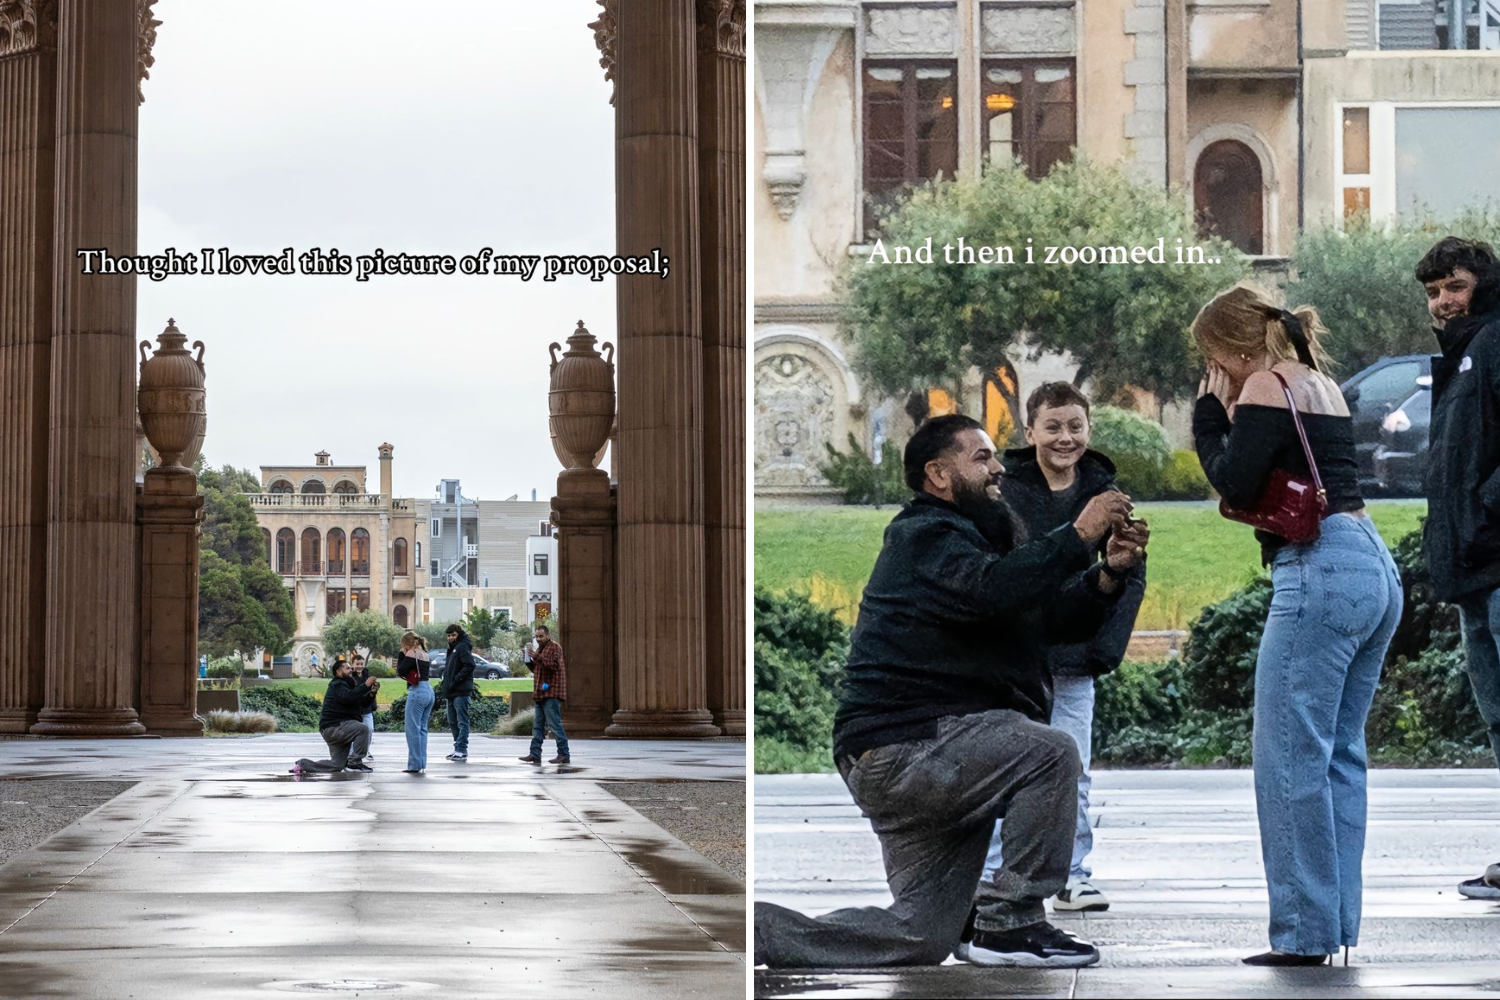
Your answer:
[548,320,615,472]
[138,318,206,470]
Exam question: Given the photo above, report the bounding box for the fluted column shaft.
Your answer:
[0,34,57,733]
[607,0,718,737]
[698,1,745,737]
[33,0,144,736]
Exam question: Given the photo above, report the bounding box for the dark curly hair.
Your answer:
[1415,236,1500,316]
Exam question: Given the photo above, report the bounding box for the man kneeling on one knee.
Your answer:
[320,654,379,772]
[754,415,1148,969]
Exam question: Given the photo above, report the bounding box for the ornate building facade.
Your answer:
[753,0,1353,500]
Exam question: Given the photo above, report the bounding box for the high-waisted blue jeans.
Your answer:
[404,681,435,771]
[1254,513,1402,955]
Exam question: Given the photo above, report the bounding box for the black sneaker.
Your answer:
[345,761,373,773]
[959,921,1100,968]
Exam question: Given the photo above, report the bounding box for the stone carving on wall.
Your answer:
[755,353,837,488]
[755,15,849,221]
[864,6,957,56]
[698,0,746,57]
[0,0,58,57]
[137,0,159,104]
[588,0,618,105]
[980,7,1076,55]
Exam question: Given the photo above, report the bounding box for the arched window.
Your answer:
[300,527,321,575]
[262,528,272,565]
[393,605,409,628]
[327,527,346,575]
[268,479,293,494]
[275,528,296,574]
[301,478,326,495]
[393,537,409,575]
[332,480,358,496]
[351,528,371,575]
[1194,140,1264,256]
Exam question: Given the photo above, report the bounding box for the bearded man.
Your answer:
[754,414,1147,969]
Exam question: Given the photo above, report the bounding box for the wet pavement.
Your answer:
[755,768,1500,998]
[0,734,745,999]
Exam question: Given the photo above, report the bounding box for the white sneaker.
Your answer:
[1457,863,1500,900]
[1052,879,1109,912]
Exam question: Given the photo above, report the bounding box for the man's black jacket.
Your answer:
[998,446,1146,678]
[319,675,377,731]
[1426,287,1500,603]
[832,491,1119,759]
[443,632,477,698]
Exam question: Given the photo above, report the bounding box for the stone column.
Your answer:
[32,0,154,736]
[552,478,616,735]
[136,471,204,735]
[605,0,718,737]
[697,0,745,737]
[0,2,58,733]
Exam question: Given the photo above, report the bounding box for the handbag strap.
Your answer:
[1270,371,1325,495]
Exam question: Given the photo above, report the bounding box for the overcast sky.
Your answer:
[138,1,616,502]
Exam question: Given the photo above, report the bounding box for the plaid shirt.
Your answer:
[531,639,567,702]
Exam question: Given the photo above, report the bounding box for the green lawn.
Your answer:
[251,677,530,707]
[755,501,1428,631]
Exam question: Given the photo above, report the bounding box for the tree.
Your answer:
[196,463,295,659]
[321,609,404,661]
[844,159,1250,433]
[1288,210,1500,376]
[461,607,501,651]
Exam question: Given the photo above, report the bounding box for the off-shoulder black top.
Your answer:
[1193,395,1364,562]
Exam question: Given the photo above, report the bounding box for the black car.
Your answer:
[1373,381,1432,498]
[427,651,510,681]
[1341,355,1431,495]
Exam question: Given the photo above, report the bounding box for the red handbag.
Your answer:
[1218,372,1329,543]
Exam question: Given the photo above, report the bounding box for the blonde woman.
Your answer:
[397,631,433,773]
[1191,284,1402,966]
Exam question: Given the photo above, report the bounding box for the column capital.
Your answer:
[698,0,746,59]
[587,0,617,105]
[0,0,59,58]
[136,0,159,104]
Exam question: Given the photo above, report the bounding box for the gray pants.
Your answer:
[319,719,371,770]
[755,709,1080,968]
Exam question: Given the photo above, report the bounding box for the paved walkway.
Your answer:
[0,733,745,999]
[755,768,1500,998]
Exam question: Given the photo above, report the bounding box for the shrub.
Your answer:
[390,684,509,733]
[1158,450,1213,501]
[367,661,396,678]
[239,686,323,732]
[819,433,907,505]
[495,709,534,736]
[1179,576,1270,715]
[1089,406,1170,499]
[754,588,850,764]
[206,656,241,679]
[205,710,277,734]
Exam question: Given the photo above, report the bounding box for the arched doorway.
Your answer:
[327,528,346,575]
[274,529,295,574]
[350,529,371,575]
[1194,140,1264,255]
[393,605,409,628]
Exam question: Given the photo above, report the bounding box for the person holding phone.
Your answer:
[518,625,570,764]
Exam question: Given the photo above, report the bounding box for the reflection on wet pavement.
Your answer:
[0,733,744,998]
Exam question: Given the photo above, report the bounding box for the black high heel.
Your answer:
[1241,951,1336,967]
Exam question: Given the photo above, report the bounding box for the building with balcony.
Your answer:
[249,454,558,671]
[250,445,423,672]
[756,0,1479,500]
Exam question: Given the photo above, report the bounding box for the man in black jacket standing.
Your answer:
[1416,237,1500,900]
[319,654,379,772]
[443,624,477,762]
[754,414,1147,969]
[981,383,1147,915]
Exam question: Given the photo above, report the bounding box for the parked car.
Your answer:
[1373,380,1432,498]
[426,651,509,681]
[1341,354,1431,496]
